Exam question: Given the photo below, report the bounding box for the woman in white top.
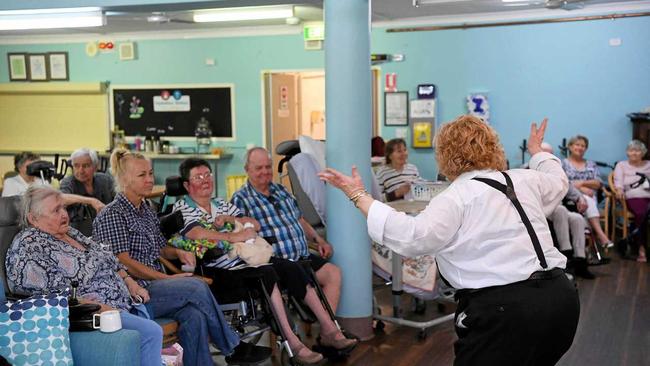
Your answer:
[612,139,650,262]
[1,152,46,197]
[320,115,579,366]
[374,138,420,202]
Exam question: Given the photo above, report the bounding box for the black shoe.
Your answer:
[573,258,595,280]
[225,341,271,365]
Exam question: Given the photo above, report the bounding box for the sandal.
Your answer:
[319,330,358,351]
[292,344,323,365]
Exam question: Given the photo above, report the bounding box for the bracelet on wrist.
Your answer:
[348,189,367,202]
[351,191,370,207]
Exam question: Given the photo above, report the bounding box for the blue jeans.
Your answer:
[145,277,240,366]
[120,312,163,366]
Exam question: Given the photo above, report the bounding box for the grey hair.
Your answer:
[568,135,589,149]
[21,185,62,227]
[70,148,99,167]
[244,147,271,170]
[627,139,648,155]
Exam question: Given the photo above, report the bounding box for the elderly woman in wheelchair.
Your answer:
[5,185,163,366]
[168,158,358,363]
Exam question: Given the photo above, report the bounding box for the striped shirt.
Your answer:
[231,181,309,261]
[172,195,243,269]
[375,163,420,200]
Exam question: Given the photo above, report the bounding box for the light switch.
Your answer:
[395,128,408,139]
[609,38,621,47]
[205,58,215,66]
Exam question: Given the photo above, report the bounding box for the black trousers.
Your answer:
[454,271,580,366]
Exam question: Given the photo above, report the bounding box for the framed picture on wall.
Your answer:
[7,53,28,81]
[384,91,408,126]
[28,53,48,81]
[48,52,69,81]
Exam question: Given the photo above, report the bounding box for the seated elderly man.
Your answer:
[231,147,342,312]
[60,148,115,235]
[540,143,594,279]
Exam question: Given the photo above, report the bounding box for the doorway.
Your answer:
[263,69,381,181]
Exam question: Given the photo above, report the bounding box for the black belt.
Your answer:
[455,268,565,301]
[528,267,565,280]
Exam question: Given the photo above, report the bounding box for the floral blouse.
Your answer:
[562,158,602,183]
[5,226,132,311]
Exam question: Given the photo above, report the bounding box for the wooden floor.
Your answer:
[294,257,649,366]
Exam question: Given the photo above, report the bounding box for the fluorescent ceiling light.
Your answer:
[0,7,104,30]
[193,5,294,23]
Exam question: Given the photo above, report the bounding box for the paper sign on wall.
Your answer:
[410,99,435,118]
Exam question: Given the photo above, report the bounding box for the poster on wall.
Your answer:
[385,91,408,126]
[412,121,434,149]
[410,99,435,118]
[8,53,28,81]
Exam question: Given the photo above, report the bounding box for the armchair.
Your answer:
[0,196,140,366]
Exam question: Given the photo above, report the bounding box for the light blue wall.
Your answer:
[374,16,650,179]
[2,16,650,190]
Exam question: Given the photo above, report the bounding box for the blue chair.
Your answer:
[0,196,140,366]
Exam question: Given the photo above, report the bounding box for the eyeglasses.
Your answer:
[189,172,213,182]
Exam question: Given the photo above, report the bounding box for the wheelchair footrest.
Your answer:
[312,337,357,361]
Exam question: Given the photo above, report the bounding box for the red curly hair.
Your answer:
[435,115,507,180]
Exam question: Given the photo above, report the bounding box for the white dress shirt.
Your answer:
[367,152,569,290]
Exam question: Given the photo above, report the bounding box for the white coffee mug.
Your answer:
[93,310,122,333]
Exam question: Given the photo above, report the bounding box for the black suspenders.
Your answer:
[473,172,548,269]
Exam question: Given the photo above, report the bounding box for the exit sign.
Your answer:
[304,22,324,41]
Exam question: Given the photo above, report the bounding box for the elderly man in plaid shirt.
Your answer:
[231,147,342,312]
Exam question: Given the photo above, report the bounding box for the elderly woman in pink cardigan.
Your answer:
[613,140,650,262]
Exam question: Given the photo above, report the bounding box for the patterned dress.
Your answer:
[5,227,132,311]
[561,158,602,183]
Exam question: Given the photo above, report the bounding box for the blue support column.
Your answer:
[325,0,373,339]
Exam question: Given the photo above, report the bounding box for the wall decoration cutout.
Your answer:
[86,42,98,57]
[467,93,489,123]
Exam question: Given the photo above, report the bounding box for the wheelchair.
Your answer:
[159,175,356,364]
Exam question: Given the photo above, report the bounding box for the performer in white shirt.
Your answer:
[320,115,579,366]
